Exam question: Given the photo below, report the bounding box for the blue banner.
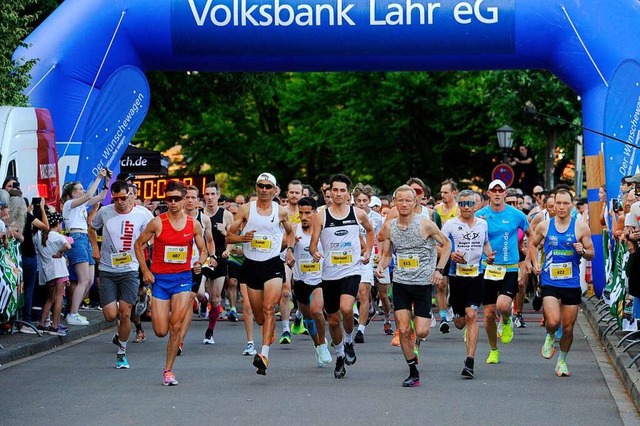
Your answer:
[78,65,150,186]
[171,0,515,56]
[603,60,640,201]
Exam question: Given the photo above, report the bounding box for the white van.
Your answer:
[0,107,60,210]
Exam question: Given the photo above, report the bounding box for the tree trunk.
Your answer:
[544,129,557,189]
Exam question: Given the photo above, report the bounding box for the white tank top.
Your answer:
[292,225,322,286]
[320,205,362,280]
[243,201,283,261]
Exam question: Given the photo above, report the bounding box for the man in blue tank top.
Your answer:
[529,189,594,377]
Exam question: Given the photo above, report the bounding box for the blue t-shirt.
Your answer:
[475,205,529,272]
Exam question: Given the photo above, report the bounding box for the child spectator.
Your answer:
[35,212,72,335]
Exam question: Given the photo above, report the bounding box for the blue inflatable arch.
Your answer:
[14,0,640,293]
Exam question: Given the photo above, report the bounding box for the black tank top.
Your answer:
[205,207,225,256]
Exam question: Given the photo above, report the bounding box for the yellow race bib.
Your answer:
[164,245,188,264]
[484,264,507,281]
[111,251,133,267]
[550,262,573,280]
[250,234,274,252]
[456,264,479,277]
[300,262,321,273]
[330,250,353,265]
[397,254,420,270]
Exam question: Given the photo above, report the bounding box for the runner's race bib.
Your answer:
[250,234,274,252]
[111,251,133,268]
[456,263,479,277]
[550,262,573,280]
[300,262,321,273]
[397,254,419,270]
[164,246,188,264]
[484,264,506,281]
[330,250,353,265]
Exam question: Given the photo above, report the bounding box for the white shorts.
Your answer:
[360,262,374,284]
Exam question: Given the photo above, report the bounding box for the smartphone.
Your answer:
[612,198,621,212]
[32,197,42,206]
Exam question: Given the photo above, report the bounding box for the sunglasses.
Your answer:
[257,183,274,190]
[166,196,184,203]
[533,191,544,197]
[111,195,128,202]
[489,187,505,194]
[459,200,476,208]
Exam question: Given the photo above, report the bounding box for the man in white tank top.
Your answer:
[310,174,374,379]
[227,173,294,376]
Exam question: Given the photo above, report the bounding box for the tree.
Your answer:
[0,0,41,106]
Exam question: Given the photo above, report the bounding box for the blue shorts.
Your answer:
[152,271,192,301]
[67,233,95,267]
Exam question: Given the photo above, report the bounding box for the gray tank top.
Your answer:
[390,215,437,285]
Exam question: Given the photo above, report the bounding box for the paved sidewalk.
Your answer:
[0,310,114,365]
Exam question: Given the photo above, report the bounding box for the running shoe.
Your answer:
[353,313,359,327]
[515,313,526,328]
[316,341,332,367]
[163,370,178,386]
[279,331,292,344]
[135,294,149,316]
[501,318,513,344]
[541,333,556,359]
[447,307,454,322]
[177,342,183,356]
[355,330,365,344]
[58,323,69,333]
[116,353,130,369]
[461,357,474,378]
[203,329,215,345]
[334,356,346,379]
[227,310,238,323]
[366,309,376,326]
[291,316,304,335]
[391,329,400,346]
[497,321,503,340]
[133,330,146,343]
[556,360,570,377]
[439,320,450,334]
[383,322,393,335]
[243,342,257,356]
[344,342,357,365]
[401,374,420,387]
[486,348,500,364]
[253,354,268,375]
[199,310,209,320]
[513,314,522,328]
[112,333,125,352]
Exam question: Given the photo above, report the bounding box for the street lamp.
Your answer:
[496,125,514,163]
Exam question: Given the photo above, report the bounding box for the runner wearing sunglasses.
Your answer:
[227,172,295,375]
[475,179,531,365]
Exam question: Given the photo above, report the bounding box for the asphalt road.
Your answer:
[1,311,636,426]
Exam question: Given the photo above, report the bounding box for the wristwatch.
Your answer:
[436,268,444,274]
[580,248,587,256]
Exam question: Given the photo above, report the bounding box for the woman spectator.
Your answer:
[18,197,49,329]
[61,169,110,326]
[34,212,71,335]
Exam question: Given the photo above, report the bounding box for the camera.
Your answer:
[32,197,41,206]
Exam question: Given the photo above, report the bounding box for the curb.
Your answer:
[582,297,640,413]
[0,311,114,365]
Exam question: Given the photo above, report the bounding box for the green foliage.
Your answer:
[0,0,41,106]
[134,69,582,196]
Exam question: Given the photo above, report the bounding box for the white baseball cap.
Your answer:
[256,172,277,187]
[369,196,382,208]
[488,179,506,190]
